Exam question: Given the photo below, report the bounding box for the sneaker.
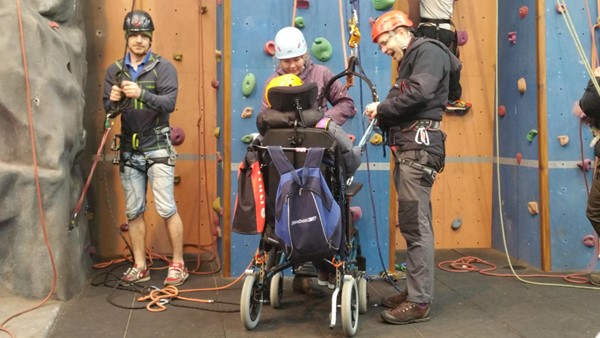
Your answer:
[446,99,472,112]
[381,301,430,325]
[292,275,324,297]
[122,264,150,284]
[317,271,329,287]
[590,273,600,286]
[380,290,408,308]
[164,262,189,286]
[327,272,336,290]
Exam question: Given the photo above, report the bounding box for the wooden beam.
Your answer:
[222,0,232,277]
[537,0,551,271]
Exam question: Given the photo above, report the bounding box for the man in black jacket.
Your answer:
[579,67,600,286]
[364,10,461,325]
[103,10,188,287]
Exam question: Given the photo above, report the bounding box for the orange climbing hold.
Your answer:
[519,6,528,19]
[527,201,539,215]
[557,135,569,146]
[517,77,526,94]
[516,153,523,165]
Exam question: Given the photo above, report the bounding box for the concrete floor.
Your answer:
[2,248,600,338]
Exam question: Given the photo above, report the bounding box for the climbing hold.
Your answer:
[241,107,253,118]
[456,31,468,46]
[508,31,517,44]
[311,37,333,62]
[451,218,462,230]
[294,17,305,29]
[526,129,538,142]
[171,127,185,145]
[348,134,356,142]
[48,21,60,29]
[212,197,222,215]
[369,17,376,27]
[517,77,526,94]
[498,105,506,117]
[200,5,208,14]
[173,53,183,61]
[174,175,181,184]
[370,133,383,145]
[241,133,259,144]
[264,40,276,56]
[215,49,222,62]
[578,159,592,171]
[556,4,566,13]
[211,79,220,89]
[350,206,362,222]
[120,223,129,232]
[213,127,221,138]
[516,153,523,165]
[297,0,310,9]
[527,201,539,215]
[557,135,569,146]
[372,0,395,11]
[242,73,256,97]
[216,151,223,163]
[582,235,596,248]
[519,6,529,19]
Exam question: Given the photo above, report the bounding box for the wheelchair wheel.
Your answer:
[341,278,359,337]
[240,273,262,330]
[358,277,368,314]
[270,271,283,308]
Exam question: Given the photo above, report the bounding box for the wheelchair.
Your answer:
[239,82,368,337]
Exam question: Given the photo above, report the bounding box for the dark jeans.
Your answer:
[416,26,462,102]
[586,157,600,236]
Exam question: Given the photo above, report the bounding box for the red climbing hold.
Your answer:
[297,0,310,9]
[516,153,522,165]
[264,40,276,56]
[211,79,220,89]
[171,127,185,146]
[578,159,592,171]
[498,105,506,117]
[457,31,468,46]
[583,235,596,248]
[519,6,529,19]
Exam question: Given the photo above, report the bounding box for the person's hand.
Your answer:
[109,85,123,102]
[594,66,600,77]
[364,102,380,121]
[120,80,142,99]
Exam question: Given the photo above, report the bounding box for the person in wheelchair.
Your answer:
[257,74,361,296]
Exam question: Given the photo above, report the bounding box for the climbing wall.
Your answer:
[85,1,218,260]
[225,0,497,276]
[494,1,600,271]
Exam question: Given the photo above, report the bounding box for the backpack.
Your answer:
[266,146,342,263]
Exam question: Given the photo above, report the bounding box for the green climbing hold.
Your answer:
[241,133,258,144]
[294,17,305,29]
[527,129,538,142]
[311,37,333,62]
[241,73,256,97]
[372,0,395,11]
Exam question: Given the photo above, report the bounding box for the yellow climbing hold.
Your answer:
[370,133,383,145]
[517,77,526,94]
[213,127,221,138]
[212,197,222,215]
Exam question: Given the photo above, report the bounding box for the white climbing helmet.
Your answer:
[274,26,307,59]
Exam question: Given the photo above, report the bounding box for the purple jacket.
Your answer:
[260,59,356,125]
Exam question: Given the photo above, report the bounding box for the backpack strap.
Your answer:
[267,146,304,186]
[304,147,325,169]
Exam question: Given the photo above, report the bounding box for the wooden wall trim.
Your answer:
[537,0,551,271]
[222,0,232,277]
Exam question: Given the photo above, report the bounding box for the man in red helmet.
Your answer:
[103,10,188,287]
[364,10,461,325]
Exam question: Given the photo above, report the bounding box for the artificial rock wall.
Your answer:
[0,0,90,299]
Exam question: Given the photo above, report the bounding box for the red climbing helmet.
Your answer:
[123,10,154,38]
[371,10,413,43]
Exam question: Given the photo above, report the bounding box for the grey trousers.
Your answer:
[586,158,600,236]
[393,149,444,304]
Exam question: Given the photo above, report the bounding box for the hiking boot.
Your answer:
[590,273,600,286]
[380,289,408,308]
[381,301,430,325]
[317,271,329,287]
[292,275,325,297]
[164,262,189,286]
[446,99,472,113]
[122,264,150,284]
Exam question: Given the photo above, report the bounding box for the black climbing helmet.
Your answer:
[123,10,154,38]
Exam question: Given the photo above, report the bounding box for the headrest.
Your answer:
[267,82,318,112]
